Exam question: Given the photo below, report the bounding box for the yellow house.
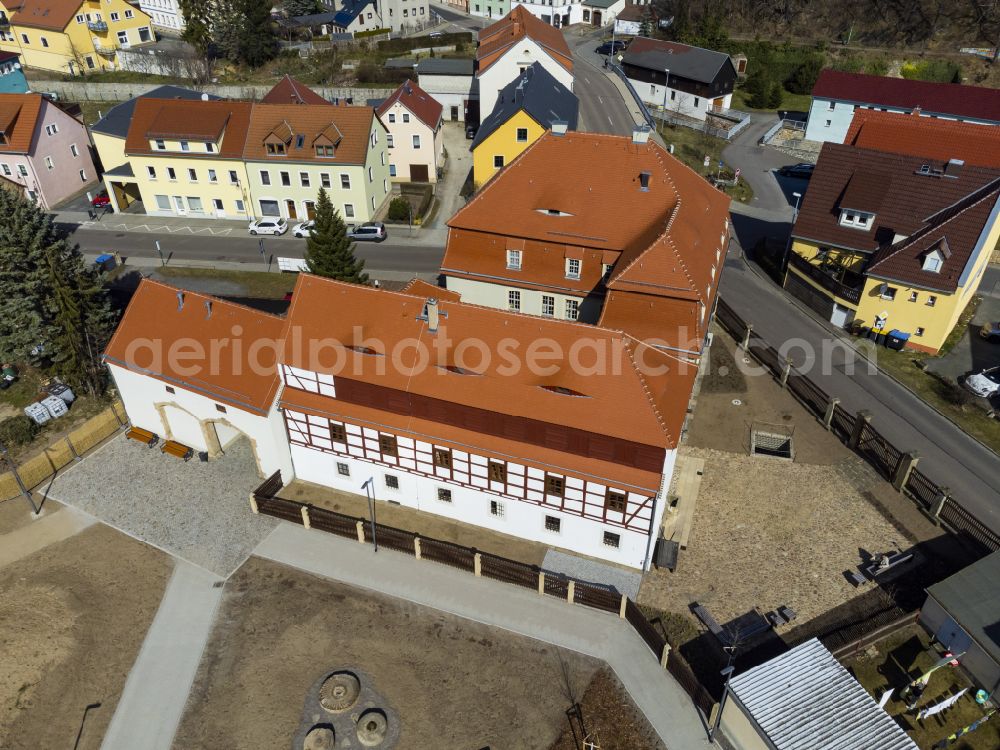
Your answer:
[0,0,154,75]
[471,62,578,188]
[785,143,1000,353]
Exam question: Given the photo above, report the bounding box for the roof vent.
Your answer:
[944,158,964,178]
[639,171,652,191]
[917,164,931,175]
[551,120,568,135]
[632,126,650,144]
[204,299,212,319]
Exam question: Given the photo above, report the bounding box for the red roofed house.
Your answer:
[844,108,1000,167]
[262,75,332,106]
[376,79,443,183]
[804,69,1000,144]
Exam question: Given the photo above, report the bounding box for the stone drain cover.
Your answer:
[319,671,360,713]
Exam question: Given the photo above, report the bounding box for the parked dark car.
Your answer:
[596,40,628,55]
[465,124,478,140]
[778,163,815,179]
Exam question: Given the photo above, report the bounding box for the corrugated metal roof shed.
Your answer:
[728,638,918,750]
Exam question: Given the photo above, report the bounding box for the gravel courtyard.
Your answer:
[42,434,276,577]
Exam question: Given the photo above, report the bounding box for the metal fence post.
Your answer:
[741,323,753,351]
[474,553,482,577]
[66,436,81,462]
[414,537,421,559]
[823,397,839,430]
[892,451,919,492]
[779,358,792,387]
[619,595,627,619]
[567,580,575,604]
[249,494,259,514]
[932,487,951,523]
[538,570,545,595]
[660,642,671,668]
[849,410,871,450]
[300,505,311,529]
[356,520,365,543]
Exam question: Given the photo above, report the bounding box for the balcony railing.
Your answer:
[88,20,108,32]
[787,252,863,304]
[94,44,117,57]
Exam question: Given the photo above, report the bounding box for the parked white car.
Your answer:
[292,220,314,238]
[962,367,1000,398]
[248,217,288,236]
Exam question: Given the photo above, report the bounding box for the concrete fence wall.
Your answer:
[29,80,393,105]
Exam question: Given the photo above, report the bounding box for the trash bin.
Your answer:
[886,329,911,350]
[24,402,51,426]
[95,253,115,271]
[42,395,68,419]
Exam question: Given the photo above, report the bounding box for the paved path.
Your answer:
[722,114,803,212]
[255,523,714,749]
[100,560,224,750]
[566,28,639,136]
[0,505,95,567]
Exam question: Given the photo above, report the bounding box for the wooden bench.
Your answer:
[126,426,158,448]
[161,440,193,461]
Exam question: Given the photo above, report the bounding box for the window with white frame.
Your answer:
[565,258,581,279]
[155,139,166,150]
[368,166,373,182]
[922,251,943,272]
[565,299,579,320]
[300,172,310,187]
[70,144,78,157]
[880,285,897,300]
[541,295,555,317]
[125,9,134,18]
[44,123,58,136]
[235,199,245,212]
[412,134,420,148]
[180,140,189,151]
[341,174,351,189]
[388,113,395,123]
[927,295,937,307]
[387,134,394,148]
[147,165,156,179]
[0,164,9,176]
[188,168,197,182]
[44,156,54,170]
[344,203,355,218]
[260,170,270,185]
[78,169,86,181]
[208,168,217,183]
[506,249,521,269]
[321,173,331,188]
[508,289,521,311]
[402,113,410,123]
[915,327,925,337]
[839,210,874,230]
[110,11,119,20]
[229,170,239,185]
[18,165,27,177]
[389,164,396,177]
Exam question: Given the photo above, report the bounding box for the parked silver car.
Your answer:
[347,222,387,242]
[962,366,1000,398]
[248,217,288,236]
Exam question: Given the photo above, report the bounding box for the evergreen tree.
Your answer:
[304,188,368,284]
[236,0,279,67]
[179,0,212,55]
[284,0,319,16]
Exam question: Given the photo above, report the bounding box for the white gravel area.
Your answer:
[42,434,277,577]
[542,549,642,599]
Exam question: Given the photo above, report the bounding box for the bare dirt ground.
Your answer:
[641,333,911,625]
[0,495,63,535]
[0,524,171,750]
[174,557,606,750]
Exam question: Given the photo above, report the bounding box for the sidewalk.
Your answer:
[100,560,224,750]
[254,522,715,749]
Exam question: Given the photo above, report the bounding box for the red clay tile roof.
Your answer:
[261,75,331,106]
[477,7,572,75]
[866,179,1000,292]
[103,279,285,415]
[10,0,82,30]
[0,93,42,154]
[844,109,1000,167]
[243,103,376,165]
[376,79,443,130]
[282,274,694,450]
[811,70,1000,122]
[124,99,253,158]
[791,143,1000,256]
[400,278,461,302]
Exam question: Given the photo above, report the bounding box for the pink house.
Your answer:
[0,93,97,210]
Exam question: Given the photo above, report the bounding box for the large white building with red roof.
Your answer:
[376,79,444,183]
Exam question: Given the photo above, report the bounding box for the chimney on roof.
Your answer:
[204,299,212,319]
[944,158,964,178]
[639,171,652,191]
[632,125,650,145]
[426,298,439,333]
[176,291,185,311]
[551,120,568,136]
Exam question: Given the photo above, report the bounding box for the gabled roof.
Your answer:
[926,550,1000,666]
[621,37,734,85]
[0,93,43,154]
[615,4,647,21]
[376,79,443,131]
[243,103,376,165]
[124,99,253,158]
[476,7,573,75]
[811,69,1000,122]
[470,63,577,149]
[262,75,331,106]
[103,279,285,415]
[729,639,918,750]
[866,179,1000,292]
[332,0,372,27]
[282,274,692,452]
[9,0,81,31]
[416,57,475,77]
[400,278,461,302]
[844,109,1000,167]
[791,143,1000,256]
[91,86,222,138]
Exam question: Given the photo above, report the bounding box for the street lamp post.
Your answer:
[361,477,378,552]
[708,663,737,740]
[662,67,670,117]
[782,190,803,274]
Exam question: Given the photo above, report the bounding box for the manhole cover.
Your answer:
[357,709,388,747]
[731,399,742,406]
[320,672,360,713]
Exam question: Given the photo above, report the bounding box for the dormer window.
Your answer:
[839,210,874,230]
[266,142,286,155]
[315,145,335,158]
[923,252,943,272]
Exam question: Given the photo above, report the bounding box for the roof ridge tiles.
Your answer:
[620,336,672,443]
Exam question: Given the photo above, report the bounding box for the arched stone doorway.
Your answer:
[154,402,266,478]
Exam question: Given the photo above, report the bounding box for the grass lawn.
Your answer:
[77,101,117,127]
[657,123,754,203]
[732,87,812,113]
[843,625,999,750]
[155,266,296,299]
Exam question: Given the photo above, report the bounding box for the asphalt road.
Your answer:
[430,3,488,32]
[565,30,637,136]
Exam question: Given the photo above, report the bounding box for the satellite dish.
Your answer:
[13,62,21,69]
[201,93,209,101]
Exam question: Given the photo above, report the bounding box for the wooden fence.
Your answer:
[714,297,1000,555]
[0,401,127,503]
[250,474,714,714]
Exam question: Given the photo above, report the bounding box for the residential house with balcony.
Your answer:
[804,70,1000,144]
[0,92,97,208]
[470,62,577,188]
[0,0,154,75]
[330,0,429,34]
[376,79,443,183]
[786,144,1000,352]
[416,57,476,123]
[443,127,731,359]
[475,7,573,122]
[136,0,185,32]
[620,36,737,123]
